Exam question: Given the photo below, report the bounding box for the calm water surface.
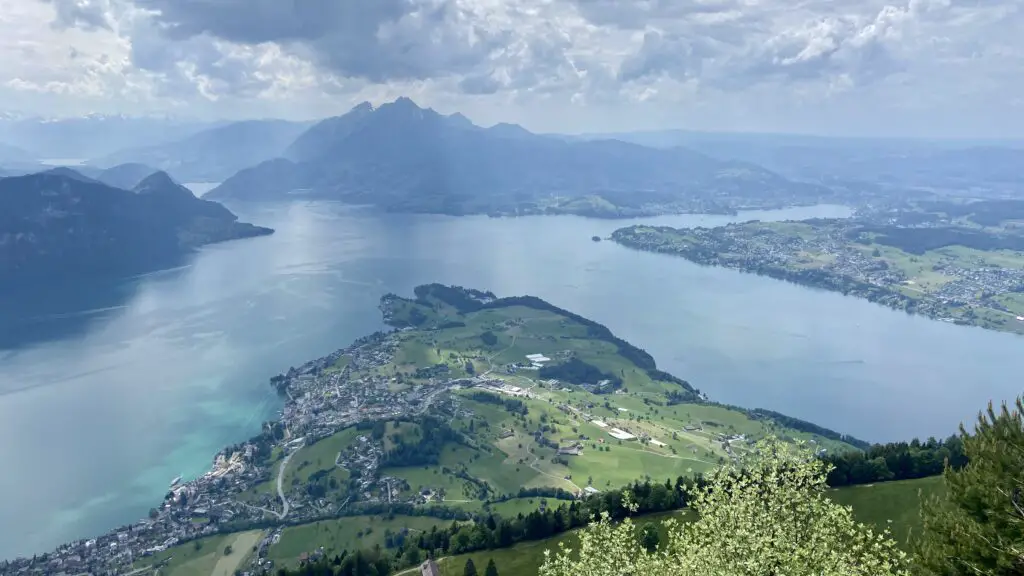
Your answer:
[1,200,1021,560]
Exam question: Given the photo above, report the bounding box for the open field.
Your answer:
[828,475,945,548]
[267,515,450,570]
[210,531,263,576]
[284,428,359,489]
[439,476,943,576]
[135,530,264,576]
[487,497,576,518]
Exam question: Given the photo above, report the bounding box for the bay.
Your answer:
[1,199,1021,561]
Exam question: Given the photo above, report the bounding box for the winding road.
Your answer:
[275,447,298,519]
[237,443,301,520]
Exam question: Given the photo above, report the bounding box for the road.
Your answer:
[237,444,300,520]
[276,446,299,519]
[394,557,450,576]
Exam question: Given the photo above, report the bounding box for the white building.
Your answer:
[609,428,637,441]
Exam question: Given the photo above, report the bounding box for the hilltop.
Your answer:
[207,98,835,217]
[0,170,273,283]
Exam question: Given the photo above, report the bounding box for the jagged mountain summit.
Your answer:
[207,97,831,217]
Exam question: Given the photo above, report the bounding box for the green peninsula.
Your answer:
[14,285,916,576]
[612,217,1024,335]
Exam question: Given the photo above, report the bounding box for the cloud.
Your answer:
[47,0,115,31]
[3,0,1022,137]
[571,0,745,29]
[132,0,508,83]
[40,0,1004,99]
[618,31,711,82]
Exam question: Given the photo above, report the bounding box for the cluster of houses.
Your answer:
[4,327,486,575]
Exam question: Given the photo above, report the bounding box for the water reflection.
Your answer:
[0,263,192,355]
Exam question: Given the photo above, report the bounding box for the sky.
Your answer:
[0,0,1022,137]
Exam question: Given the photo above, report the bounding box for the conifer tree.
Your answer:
[916,398,1024,575]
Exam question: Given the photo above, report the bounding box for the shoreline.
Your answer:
[611,225,1024,337]
[3,286,865,572]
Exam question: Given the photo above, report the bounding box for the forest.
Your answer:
[466,390,529,416]
[374,416,466,468]
[537,357,621,389]
[858,224,1024,255]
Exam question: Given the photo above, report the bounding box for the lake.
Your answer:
[1,200,1021,561]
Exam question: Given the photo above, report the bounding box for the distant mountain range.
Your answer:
[33,164,163,190]
[93,120,314,183]
[0,169,273,283]
[581,130,1024,198]
[91,163,162,190]
[0,116,221,160]
[206,98,834,217]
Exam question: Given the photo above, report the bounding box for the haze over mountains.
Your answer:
[94,119,314,182]
[0,115,220,160]
[2,100,1024,211]
[0,169,272,283]
[577,130,1024,197]
[207,97,833,216]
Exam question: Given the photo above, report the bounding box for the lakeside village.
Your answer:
[3,328,738,576]
[620,220,1024,323]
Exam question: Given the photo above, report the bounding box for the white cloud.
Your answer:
[0,0,1019,137]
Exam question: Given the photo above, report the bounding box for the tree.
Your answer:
[402,546,422,566]
[485,559,499,576]
[224,544,233,556]
[540,437,908,576]
[916,398,1024,575]
[640,524,660,553]
[464,558,478,576]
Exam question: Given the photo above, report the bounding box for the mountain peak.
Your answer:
[392,96,420,108]
[446,112,477,130]
[133,171,187,195]
[378,97,431,116]
[41,167,97,183]
[351,101,374,114]
[487,122,533,138]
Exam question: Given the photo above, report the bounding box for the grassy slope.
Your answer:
[829,475,945,549]
[144,476,942,576]
[138,530,264,576]
[438,476,943,576]
[268,515,452,570]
